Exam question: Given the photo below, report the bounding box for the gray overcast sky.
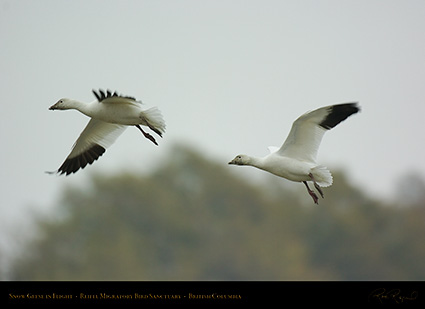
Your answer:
[1,0,425,233]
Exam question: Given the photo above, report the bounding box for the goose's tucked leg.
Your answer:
[135,125,158,146]
[309,172,324,199]
[147,123,163,138]
[303,181,319,204]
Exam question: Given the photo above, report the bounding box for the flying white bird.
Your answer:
[48,89,166,175]
[229,103,360,204]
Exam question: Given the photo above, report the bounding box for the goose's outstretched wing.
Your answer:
[276,103,360,162]
[54,119,127,175]
[92,89,138,104]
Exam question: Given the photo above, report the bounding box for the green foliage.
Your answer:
[12,145,425,280]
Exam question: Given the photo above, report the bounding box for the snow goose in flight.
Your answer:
[229,103,360,204]
[48,89,166,175]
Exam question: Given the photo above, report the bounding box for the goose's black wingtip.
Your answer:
[92,89,135,102]
[319,102,360,130]
[51,144,106,176]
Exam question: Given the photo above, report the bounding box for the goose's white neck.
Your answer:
[68,99,95,117]
[246,156,266,169]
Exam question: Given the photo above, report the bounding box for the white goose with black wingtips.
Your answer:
[229,103,360,204]
[48,89,166,175]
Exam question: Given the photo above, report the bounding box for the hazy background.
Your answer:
[1,0,425,280]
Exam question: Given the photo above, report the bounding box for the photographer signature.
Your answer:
[369,288,418,304]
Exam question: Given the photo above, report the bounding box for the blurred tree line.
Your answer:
[11,145,425,280]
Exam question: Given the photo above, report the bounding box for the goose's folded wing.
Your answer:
[56,119,127,175]
[277,103,360,162]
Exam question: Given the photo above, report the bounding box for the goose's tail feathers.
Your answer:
[311,165,333,187]
[143,107,166,137]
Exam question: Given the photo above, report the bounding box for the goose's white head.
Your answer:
[49,98,73,110]
[228,154,251,166]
